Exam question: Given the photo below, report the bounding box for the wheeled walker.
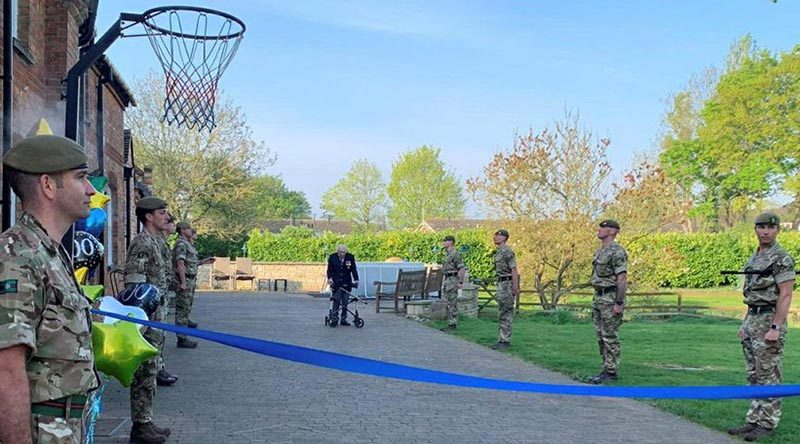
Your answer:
[324,287,366,328]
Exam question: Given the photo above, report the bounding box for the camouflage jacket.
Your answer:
[743,242,796,306]
[124,229,166,293]
[159,235,176,291]
[173,237,199,279]
[494,245,517,278]
[591,241,628,288]
[0,212,99,402]
[443,248,465,276]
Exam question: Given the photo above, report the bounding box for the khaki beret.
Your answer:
[3,135,88,173]
[754,212,780,226]
[599,219,621,229]
[495,229,509,238]
[176,221,192,231]
[136,196,167,211]
[443,235,455,242]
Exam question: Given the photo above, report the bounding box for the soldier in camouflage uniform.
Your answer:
[491,229,519,351]
[439,235,466,331]
[0,135,100,443]
[588,219,628,385]
[155,215,178,386]
[173,221,200,348]
[124,196,171,443]
[728,212,795,442]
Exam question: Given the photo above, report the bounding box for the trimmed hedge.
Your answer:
[244,227,800,288]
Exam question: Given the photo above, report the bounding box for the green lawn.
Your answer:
[437,309,800,443]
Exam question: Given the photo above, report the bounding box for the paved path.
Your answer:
[93,292,733,443]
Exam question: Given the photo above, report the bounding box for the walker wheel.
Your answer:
[354,317,365,328]
[324,315,329,326]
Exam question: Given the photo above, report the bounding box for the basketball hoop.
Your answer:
[139,6,245,131]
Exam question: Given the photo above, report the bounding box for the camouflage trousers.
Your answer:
[131,300,166,424]
[592,301,622,374]
[157,290,174,371]
[496,281,514,343]
[442,276,459,327]
[741,311,786,429]
[175,279,196,340]
[29,413,84,443]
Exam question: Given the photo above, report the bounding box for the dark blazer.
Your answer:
[327,252,359,290]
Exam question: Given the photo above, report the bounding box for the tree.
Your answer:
[467,112,610,308]
[126,71,274,237]
[387,146,465,228]
[321,159,387,231]
[251,175,311,222]
[659,36,800,229]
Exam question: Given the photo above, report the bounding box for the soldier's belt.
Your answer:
[497,276,512,282]
[31,394,87,419]
[594,286,617,294]
[747,304,776,315]
[444,272,458,277]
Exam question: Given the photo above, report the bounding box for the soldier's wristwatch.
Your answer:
[770,323,780,331]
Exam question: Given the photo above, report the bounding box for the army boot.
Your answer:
[744,426,774,441]
[187,319,198,328]
[156,369,178,386]
[177,338,198,348]
[727,423,757,435]
[129,422,168,443]
[491,341,510,350]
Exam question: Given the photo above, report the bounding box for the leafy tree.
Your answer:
[251,175,311,221]
[321,159,387,231]
[386,146,465,228]
[467,112,610,308]
[126,71,274,237]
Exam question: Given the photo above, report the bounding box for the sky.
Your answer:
[95,1,800,218]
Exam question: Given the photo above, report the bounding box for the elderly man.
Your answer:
[0,135,101,443]
[326,244,359,327]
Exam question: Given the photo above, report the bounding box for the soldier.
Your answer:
[124,196,172,443]
[0,135,101,443]
[491,229,519,350]
[728,212,795,442]
[439,235,466,332]
[173,221,202,348]
[588,219,628,385]
[155,214,178,386]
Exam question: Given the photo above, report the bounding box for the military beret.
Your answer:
[176,221,192,231]
[754,212,780,226]
[443,235,455,243]
[3,135,88,173]
[599,219,621,229]
[136,196,167,211]
[495,229,509,238]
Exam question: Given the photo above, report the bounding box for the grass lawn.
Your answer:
[436,308,800,443]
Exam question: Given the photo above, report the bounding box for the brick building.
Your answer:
[1,0,136,290]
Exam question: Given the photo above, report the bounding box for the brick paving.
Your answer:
[93,292,733,443]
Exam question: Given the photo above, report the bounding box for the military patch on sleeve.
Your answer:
[0,279,18,294]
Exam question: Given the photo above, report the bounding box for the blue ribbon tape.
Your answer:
[93,309,800,399]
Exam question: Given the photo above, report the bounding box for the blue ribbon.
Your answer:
[93,309,800,400]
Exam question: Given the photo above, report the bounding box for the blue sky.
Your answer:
[96,1,800,217]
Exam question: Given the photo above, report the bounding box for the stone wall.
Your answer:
[405,284,479,320]
[198,262,327,292]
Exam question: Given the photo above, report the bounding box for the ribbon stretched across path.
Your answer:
[93,309,800,400]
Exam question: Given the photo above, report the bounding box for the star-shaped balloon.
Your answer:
[92,321,157,387]
[90,191,110,209]
[81,285,104,302]
[74,267,89,284]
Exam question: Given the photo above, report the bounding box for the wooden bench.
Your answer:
[374,269,427,313]
[424,267,443,299]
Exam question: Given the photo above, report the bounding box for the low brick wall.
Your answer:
[197,262,327,292]
[406,284,479,320]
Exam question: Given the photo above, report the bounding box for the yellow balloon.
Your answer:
[90,192,110,209]
[74,267,88,284]
[92,321,157,387]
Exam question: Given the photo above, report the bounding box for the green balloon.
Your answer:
[92,321,157,387]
